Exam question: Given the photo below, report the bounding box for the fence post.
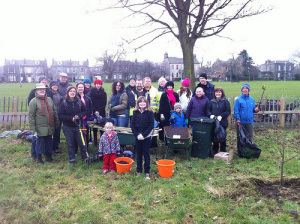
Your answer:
[13,97,18,127]
[280,97,285,128]
[228,98,232,129]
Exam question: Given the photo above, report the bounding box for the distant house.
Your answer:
[212,59,227,81]
[258,60,294,81]
[0,66,4,82]
[162,52,200,81]
[3,59,48,83]
[49,59,90,82]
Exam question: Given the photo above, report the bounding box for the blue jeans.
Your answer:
[36,135,53,155]
[62,125,87,162]
[124,108,130,127]
[117,114,127,127]
[136,136,151,174]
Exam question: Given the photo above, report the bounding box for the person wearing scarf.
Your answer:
[107,81,128,127]
[28,83,59,165]
[158,81,179,141]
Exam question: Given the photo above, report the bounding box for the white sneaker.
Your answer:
[145,174,150,180]
[137,173,141,177]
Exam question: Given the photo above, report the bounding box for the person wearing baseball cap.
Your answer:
[58,72,72,98]
[192,73,215,101]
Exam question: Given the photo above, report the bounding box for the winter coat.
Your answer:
[57,81,72,98]
[207,97,231,128]
[89,87,107,117]
[169,111,187,127]
[78,94,93,123]
[58,99,88,128]
[131,110,154,138]
[98,132,121,156]
[234,93,256,124]
[28,93,59,136]
[186,95,209,119]
[193,82,215,101]
[51,91,64,111]
[177,89,192,113]
[108,91,128,115]
[159,91,179,121]
[27,86,53,105]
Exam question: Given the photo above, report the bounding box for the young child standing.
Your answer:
[99,122,120,173]
[169,103,187,127]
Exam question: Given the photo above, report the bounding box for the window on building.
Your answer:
[171,65,174,69]
[80,68,84,72]
[278,65,281,70]
[176,65,178,69]
[106,75,108,79]
[113,75,117,79]
[58,61,62,65]
[72,68,76,73]
[177,72,178,77]
[289,65,292,70]
[67,68,70,73]
[119,74,122,79]
[35,61,39,65]
[172,73,174,77]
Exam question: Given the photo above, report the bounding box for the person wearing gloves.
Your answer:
[207,87,231,154]
[99,122,120,173]
[131,96,154,180]
[28,83,59,165]
[58,86,88,164]
[158,81,179,140]
[234,83,259,142]
[83,78,92,95]
[170,103,187,127]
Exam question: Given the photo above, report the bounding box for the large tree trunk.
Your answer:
[180,38,196,91]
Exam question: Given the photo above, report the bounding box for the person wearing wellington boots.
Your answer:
[207,87,231,155]
[158,81,179,141]
[29,83,59,165]
[131,96,154,180]
[234,84,259,144]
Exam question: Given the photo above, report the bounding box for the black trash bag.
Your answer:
[213,118,226,143]
[17,130,33,139]
[237,125,261,159]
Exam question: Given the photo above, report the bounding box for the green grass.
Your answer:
[0,128,299,223]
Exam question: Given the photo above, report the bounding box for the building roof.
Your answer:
[166,57,200,64]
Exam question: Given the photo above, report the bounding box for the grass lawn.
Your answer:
[0,127,299,223]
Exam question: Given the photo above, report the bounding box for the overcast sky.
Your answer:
[0,0,299,66]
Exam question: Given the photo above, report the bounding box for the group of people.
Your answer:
[28,72,259,179]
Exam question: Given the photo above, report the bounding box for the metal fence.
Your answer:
[0,95,299,129]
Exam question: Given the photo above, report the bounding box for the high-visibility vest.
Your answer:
[129,90,150,116]
[147,86,159,112]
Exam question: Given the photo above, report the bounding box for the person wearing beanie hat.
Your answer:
[38,76,47,84]
[177,78,192,115]
[83,78,92,95]
[89,79,107,146]
[193,73,215,101]
[159,80,179,140]
[234,83,259,149]
[169,102,187,127]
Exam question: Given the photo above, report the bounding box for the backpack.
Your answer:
[17,130,33,139]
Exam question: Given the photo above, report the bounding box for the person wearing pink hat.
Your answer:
[177,78,192,115]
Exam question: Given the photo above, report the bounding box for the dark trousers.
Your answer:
[103,153,117,170]
[62,125,87,162]
[53,124,61,150]
[136,136,151,174]
[31,135,37,157]
[36,135,53,155]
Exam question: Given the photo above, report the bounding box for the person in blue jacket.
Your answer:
[234,83,259,142]
[169,103,187,127]
[193,73,215,100]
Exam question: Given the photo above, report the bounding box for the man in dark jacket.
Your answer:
[27,76,53,105]
[193,73,215,101]
[57,72,72,98]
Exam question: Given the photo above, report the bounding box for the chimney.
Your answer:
[164,52,168,59]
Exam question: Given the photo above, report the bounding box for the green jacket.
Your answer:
[28,93,59,136]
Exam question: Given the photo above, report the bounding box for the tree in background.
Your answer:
[239,49,255,81]
[99,0,270,90]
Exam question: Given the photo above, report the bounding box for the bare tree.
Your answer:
[97,0,271,90]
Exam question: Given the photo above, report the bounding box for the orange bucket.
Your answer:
[156,160,176,178]
[114,157,134,174]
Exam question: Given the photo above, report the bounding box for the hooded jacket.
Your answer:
[234,93,256,124]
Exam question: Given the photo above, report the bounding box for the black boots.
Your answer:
[45,154,54,162]
[37,155,44,165]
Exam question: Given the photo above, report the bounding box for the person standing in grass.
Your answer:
[234,83,260,143]
[207,87,231,155]
[131,96,154,180]
[29,83,59,165]
[99,122,121,173]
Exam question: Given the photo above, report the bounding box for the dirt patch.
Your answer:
[117,160,129,164]
[253,178,300,203]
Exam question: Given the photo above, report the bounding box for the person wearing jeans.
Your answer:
[131,96,154,179]
[107,80,128,127]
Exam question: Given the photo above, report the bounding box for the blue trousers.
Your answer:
[36,135,53,155]
[31,135,37,157]
[135,136,151,174]
[62,125,87,162]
